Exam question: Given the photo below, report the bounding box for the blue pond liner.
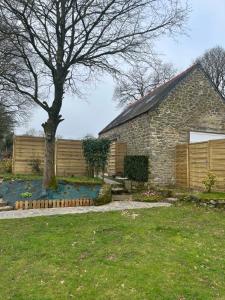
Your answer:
[0,180,101,206]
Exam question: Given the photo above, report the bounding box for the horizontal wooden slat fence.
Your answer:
[56,139,87,177]
[12,136,126,177]
[175,144,189,187]
[176,139,225,190]
[107,142,127,176]
[12,136,45,174]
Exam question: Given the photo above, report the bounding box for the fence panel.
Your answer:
[56,139,87,177]
[12,136,127,177]
[175,144,189,188]
[176,139,225,190]
[209,140,225,190]
[189,142,208,189]
[107,142,127,176]
[12,136,45,174]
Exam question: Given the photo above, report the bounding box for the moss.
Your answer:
[180,192,225,203]
[48,176,58,190]
[195,192,225,201]
[95,184,112,206]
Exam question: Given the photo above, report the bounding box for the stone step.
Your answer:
[0,199,7,207]
[0,206,14,212]
[112,194,133,201]
[111,187,126,194]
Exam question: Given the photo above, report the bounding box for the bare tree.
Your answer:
[113,60,176,106]
[196,46,225,97]
[0,23,32,124]
[0,0,188,187]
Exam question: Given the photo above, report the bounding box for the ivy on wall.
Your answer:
[82,137,111,178]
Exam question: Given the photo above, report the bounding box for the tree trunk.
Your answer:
[42,118,58,188]
[42,79,65,188]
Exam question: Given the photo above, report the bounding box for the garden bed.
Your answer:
[181,192,225,208]
[0,178,102,208]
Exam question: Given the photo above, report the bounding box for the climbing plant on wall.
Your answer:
[82,137,111,178]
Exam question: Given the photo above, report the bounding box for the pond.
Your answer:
[0,180,101,206]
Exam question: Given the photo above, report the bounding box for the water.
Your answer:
[0,180,101,206]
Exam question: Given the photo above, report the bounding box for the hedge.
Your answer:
[124,155,149,182]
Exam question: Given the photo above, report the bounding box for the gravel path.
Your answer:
[0,201,171,220]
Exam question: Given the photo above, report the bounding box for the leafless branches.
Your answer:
[113,59,176,106]
[196,46,225,97]
[0,0,189,184]
[0,0,188,116]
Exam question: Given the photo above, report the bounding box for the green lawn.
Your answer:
[1,205,225,299]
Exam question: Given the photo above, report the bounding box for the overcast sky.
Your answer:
[16,0,225,139]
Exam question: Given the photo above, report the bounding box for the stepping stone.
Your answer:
[112,194,133,201]
[0,206,14,212]
[165,197,179,203]
[111,187,125,194]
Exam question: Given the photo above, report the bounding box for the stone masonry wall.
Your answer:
[100,113,151,156]
[100,67,225,186]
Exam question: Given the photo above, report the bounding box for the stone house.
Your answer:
[99,63,225,186]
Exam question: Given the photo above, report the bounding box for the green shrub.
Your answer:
[82,138,111,178]
[158,189,173,198]
[95,184,112,206]
[202,172,216,193]
[124,156,148,182]
[1,159,12,173]
[182,194,200,203]
[20,192,32,199]
[133,190,163,202]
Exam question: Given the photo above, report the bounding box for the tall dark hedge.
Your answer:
[124,155,149,182]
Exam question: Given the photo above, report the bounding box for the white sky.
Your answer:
[16,0,225,139]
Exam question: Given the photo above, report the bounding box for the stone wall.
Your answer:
[100,67,225,186]
[100,113,151,156]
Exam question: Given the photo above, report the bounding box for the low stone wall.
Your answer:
[181,195,225,209]
[95,184,112,206]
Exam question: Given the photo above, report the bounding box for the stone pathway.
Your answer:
[0,201,171,220]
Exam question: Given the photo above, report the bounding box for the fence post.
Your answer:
[12,135,16,174]
[207,140,211,172]
[55,139,58,176]
[187,143,190,188]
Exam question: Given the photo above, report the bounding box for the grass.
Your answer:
[194,192,225,201]
[0,173,103,185]
[1,205,225,299]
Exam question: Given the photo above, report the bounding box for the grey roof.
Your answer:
[99,63,212,135]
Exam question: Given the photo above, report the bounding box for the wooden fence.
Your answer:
[12,136,127,177]
[15,198,93,210]
[107,142,127,176]
[176,139,225,190]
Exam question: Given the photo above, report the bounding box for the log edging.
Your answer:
[15,198,94,210]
